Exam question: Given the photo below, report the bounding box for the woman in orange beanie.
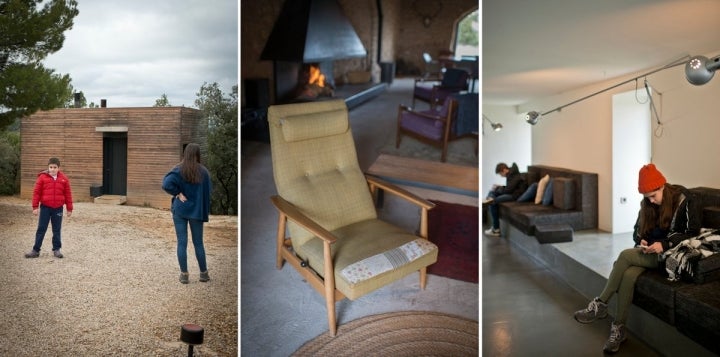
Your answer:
[573,163,701,353]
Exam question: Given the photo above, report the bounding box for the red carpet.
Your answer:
[427,200,479,283]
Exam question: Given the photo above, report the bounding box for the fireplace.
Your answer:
[296,62,334,99]
[273,61,335,103]
[261,0,367,104]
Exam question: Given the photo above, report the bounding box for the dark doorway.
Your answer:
[102,133,127,195]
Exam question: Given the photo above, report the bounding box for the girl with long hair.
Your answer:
[162,143,213,284]
[573,164,700,353]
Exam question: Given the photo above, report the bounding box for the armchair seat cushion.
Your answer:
[413,84,436,103]
[297,219,439,300]
[340,238,436,284]
[399,111,444,141]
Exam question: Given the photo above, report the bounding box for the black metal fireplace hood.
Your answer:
[260,0,367,62]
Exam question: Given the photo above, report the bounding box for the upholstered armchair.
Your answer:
[412,68,469,109]
[397,96,458,162]
[267,99,439,336]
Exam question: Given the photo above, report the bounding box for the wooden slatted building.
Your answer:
[20,106,206,209]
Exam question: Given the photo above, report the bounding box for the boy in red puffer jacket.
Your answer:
[25,157,73,259]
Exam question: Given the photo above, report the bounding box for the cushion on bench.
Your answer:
[702,206,720,232]
[553,177,576,210]
[633,269,688,325]
[674,280,720,355]
[499,201,584,235]
[688,254,720,284]
[535,224,573,243]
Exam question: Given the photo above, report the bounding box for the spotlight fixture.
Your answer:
[482,114,503,133]
[685,55,720,85]
[525,111,541,125]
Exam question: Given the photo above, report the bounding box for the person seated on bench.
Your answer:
[573,163,701,353]
[483,162,527,237]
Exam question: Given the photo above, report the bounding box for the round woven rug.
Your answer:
[292,311,478,356]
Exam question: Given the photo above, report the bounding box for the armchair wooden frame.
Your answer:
[396,98,462,162]
[271,175,435,336]
[411,77,444,109]
[412,68,469,109]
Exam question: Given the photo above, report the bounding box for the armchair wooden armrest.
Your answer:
[365,175,435,210]
[270,195,337,245]
[414,76,442,85]
[398,105,447,122]
[400,104,447,122]
[365,175,434,239]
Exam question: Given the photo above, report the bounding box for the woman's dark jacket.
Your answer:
[632,184,701,252]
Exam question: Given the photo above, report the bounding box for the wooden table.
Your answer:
[366,154,478,206]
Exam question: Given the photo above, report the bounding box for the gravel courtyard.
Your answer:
[0,196,238,356]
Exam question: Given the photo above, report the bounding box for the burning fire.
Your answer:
[308,65,326,87]
[296,63,334,99]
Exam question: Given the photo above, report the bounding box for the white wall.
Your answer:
[510,50,720,232]
[612,90,651,233]
[481,105,532,198]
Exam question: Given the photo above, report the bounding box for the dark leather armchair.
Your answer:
[412,68,469,109]
[396,96,458,162]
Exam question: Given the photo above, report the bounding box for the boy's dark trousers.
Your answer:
[33,204,64,252]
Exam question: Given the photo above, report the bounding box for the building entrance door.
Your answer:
[103,133,128,195]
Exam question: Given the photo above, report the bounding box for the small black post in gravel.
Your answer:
[180,323,204,357]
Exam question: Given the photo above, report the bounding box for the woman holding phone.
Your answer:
[573,163,701,353]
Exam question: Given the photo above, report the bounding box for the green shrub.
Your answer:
[0,131,20,195]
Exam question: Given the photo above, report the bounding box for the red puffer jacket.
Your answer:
[32,170,74,211]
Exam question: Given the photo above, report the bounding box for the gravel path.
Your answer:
[0,196,238,356]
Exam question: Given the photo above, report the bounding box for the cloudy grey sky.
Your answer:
[43,1,238,108]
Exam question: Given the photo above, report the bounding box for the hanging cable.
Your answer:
[528,55,689,120]
[634,78,648,104]
[643,78,665,138]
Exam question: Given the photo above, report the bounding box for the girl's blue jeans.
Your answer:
[33,204,63,252]
[172,214,207,273]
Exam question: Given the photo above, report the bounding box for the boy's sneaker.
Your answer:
[199,271,210,282]
[484,228,501,237]
[24,250,40,258]
[574,297,608,323]
[53,249,63,258]
[482,197,494,204]
[179,272,189,284]
[603,322,627,353]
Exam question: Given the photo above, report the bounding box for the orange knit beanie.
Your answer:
[638,163,666,194]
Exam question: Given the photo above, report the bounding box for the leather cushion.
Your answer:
[553,177,576,210]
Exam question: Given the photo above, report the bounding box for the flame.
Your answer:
[308,65,326,87]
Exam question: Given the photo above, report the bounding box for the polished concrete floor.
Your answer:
[482,228,661,356]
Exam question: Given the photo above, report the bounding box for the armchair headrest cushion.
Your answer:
[280,108,349,142]
[441,68,469,86]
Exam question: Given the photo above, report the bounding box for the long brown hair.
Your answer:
[637,183,683,237]
[179,143,203,184]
